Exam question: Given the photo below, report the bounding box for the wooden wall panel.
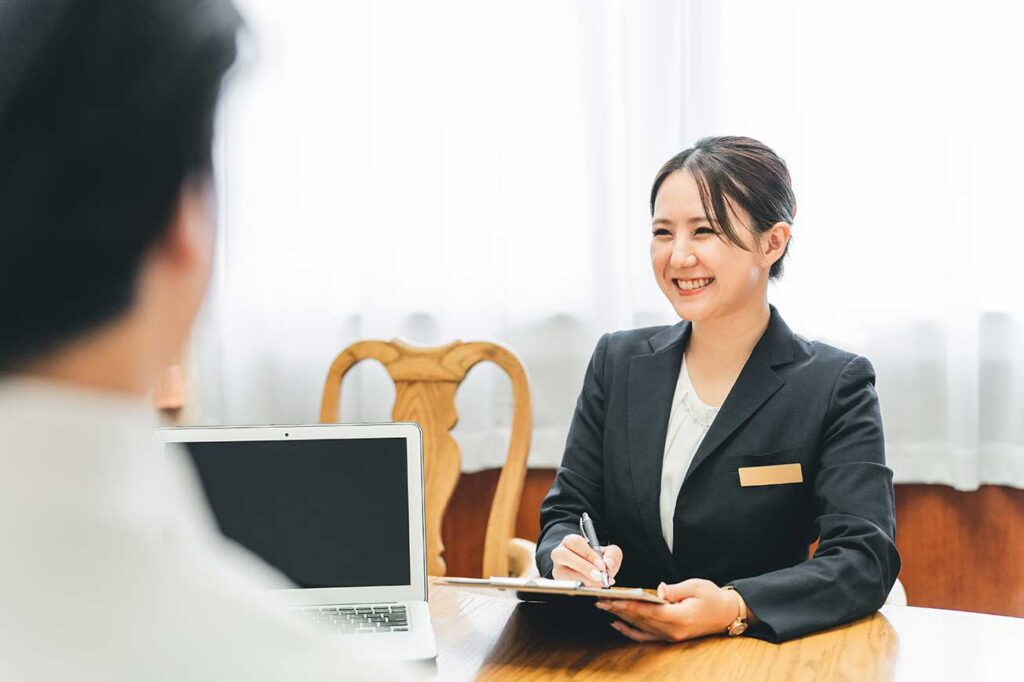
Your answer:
[443,470,1024,618]
[894,484,1024,617]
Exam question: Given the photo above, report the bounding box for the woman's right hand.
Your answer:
[550,534,623,587]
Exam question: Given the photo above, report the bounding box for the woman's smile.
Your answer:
[673,277,716,295]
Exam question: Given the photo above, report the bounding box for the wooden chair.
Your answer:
[319,339,536,578]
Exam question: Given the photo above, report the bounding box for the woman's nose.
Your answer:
[671,250,698,268]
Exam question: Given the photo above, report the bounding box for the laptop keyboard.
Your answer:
[298,604,409,635]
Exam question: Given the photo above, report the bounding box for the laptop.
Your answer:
[157,423,437,661]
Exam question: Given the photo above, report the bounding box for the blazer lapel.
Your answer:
[682,306,799,484]
[627,321,689,576]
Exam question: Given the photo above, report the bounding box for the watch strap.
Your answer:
[722,585,748,636]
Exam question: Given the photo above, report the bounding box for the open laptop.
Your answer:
[157,423,437,661]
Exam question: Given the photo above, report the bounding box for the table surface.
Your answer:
[425,578,1024,680]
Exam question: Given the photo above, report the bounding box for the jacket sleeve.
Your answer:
[536,334,610,578]
[729,355,901,642]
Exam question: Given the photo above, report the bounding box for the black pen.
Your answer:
[579,512,610,588]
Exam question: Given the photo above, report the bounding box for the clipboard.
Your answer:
[437,576,668,604]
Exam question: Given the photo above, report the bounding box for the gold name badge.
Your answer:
[738,463,803,487]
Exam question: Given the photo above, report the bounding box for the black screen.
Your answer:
[185,437,411,588]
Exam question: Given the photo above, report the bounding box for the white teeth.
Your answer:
[674,278,713,291]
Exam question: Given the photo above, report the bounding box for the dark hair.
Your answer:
[650,136,796,280]
[0,0,242,369]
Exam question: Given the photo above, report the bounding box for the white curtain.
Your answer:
[192,0,1024,490]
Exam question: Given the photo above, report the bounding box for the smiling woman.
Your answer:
[536,136,901,644]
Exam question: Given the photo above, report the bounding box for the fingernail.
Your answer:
[595,602,609,610]
[610,578,616,586]
[590,570,602,580]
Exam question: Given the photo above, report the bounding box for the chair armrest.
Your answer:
[507,537,539,578]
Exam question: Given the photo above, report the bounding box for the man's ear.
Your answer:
[158,178,214,269]
[762,222,791,268]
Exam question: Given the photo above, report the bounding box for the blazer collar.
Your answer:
[626,305,802,574]
[646,304,802,363]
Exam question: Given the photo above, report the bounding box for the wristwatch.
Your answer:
[722,586,748,636]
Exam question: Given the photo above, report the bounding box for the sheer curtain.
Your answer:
[192,0,1024,490]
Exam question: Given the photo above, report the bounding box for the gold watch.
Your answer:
[722,586,748,636]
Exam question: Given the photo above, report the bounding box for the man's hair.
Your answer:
[0,0,242,369]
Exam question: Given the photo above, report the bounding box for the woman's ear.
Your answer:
[762,222,791,267]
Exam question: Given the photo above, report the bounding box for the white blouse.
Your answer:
[659,355,720,552]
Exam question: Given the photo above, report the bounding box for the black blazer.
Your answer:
[536,306,900,642]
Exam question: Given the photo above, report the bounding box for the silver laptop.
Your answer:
[157,423,437,661]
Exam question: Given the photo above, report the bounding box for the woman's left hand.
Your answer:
[595,579,739,642]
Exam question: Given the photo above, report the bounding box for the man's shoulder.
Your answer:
[0,518,380,681]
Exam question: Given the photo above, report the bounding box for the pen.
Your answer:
[579,512,610,588]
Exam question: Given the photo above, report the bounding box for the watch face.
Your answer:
[729,621,748,636]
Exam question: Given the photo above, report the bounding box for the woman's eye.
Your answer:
[652,228,672,237]
[694,227,716,236]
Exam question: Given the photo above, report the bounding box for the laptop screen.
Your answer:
[183,437,411,589]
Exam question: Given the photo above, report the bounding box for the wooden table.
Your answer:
[426,579,1024,680]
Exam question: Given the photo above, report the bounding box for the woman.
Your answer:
[536,136,900,643]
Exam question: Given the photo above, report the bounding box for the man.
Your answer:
[0,1,397,678]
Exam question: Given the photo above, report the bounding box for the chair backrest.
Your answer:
[319,339,532,577]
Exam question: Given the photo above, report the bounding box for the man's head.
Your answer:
[0,0,241,383]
